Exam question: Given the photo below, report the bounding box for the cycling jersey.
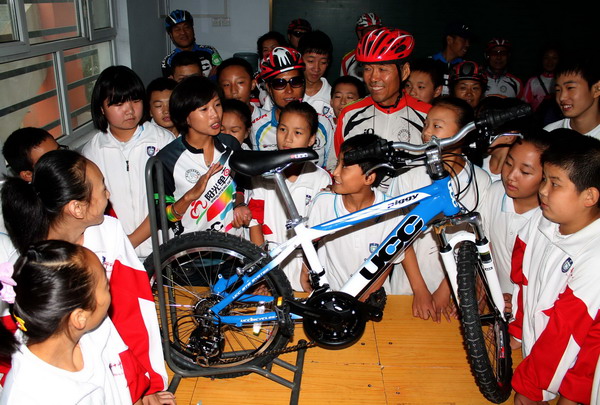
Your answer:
[430,52,463,96]
[484,68,523,98]
[82,123,175,258]
[522,73,554,111]
[161,43,223,77]
[250,100,336,169]
[340,49,362,80]
[334,94,430,156]
[155,134,242,236]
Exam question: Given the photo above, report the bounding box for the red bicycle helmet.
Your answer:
[356,27,414,64]
[258,47,305,81]
[356,13,382,29]
[450,61,487,85]
[486,38,512,53]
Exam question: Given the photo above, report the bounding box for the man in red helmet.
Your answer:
[484,38,523,98]
[251,46,335,169]
[334,27,431,180]
[340,12,383,80]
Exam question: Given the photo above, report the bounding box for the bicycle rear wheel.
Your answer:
[144,231,294,378]
[456,241,512,403]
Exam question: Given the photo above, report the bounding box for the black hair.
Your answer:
[279,100,319,136]
[517,128,555,154]
[331,75,368,99]
[555,54,600,90]
[339,134,388,188]
[0,240,96,359]
[541,129,600,205]
[297,30,333,59]
[1,150,91,254]
[146,77,177,102]
[408,57,445,89]
[431,96,475,129]
[257,31,287,56]
[2,127,54,174]
[91,65,148,132]
[170,50,203,71]
[169,75,220,136]
[222,98,252,130]
[216,57,254,81]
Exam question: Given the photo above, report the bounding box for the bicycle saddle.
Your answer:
[229,148,318,176]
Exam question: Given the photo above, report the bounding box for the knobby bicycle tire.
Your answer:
[144,231,294,378]
[456,241,512,403]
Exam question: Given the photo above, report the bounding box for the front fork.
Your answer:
[433,212,509,322]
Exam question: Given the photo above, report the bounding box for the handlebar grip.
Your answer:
[342,139,393,165]
[476,104,533,130]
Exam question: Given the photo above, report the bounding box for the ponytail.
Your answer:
[0,150,90,255]
[1,177,48,254]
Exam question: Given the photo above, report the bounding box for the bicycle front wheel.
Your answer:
[456,241,512,403]
[144,231,294,378]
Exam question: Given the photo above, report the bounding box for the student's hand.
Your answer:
[510,336,522,350]
[186,163,223,202]
[432,281,455,322]
[514,393,549,405]
[232,204,252,228]
[142,391,176,405]
[556,395,578,405]
[503,293,513,315]
[412,290,438,322]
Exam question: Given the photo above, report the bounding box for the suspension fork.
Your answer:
[433,212,508,320]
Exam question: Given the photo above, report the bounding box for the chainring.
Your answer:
[302,291,366,350]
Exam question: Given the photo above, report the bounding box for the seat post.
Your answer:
[271,170,303,227]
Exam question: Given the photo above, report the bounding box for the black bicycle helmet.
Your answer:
[165,9,193,32]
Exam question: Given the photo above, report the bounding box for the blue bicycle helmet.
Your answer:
[165,9,193,32]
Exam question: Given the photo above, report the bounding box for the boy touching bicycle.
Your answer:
[303,134,421,297]
[510,129,600,404]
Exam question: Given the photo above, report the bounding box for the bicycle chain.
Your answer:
[198,297,316,366]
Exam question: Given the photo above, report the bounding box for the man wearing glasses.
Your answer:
[286,18,312,49]
[484,38,523,98]
[251,47,335,169]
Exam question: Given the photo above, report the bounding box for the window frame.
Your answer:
[0,0,117,146]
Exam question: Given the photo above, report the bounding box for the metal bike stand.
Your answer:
[145,157,309,405]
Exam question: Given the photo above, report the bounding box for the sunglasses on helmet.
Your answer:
[290,30,306,38]
[269,76,305,91]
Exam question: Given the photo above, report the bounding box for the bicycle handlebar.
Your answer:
[344,104,532,164]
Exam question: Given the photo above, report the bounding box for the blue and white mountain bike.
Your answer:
[145,105,531,403]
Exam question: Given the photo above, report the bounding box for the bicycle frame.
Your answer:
[208,169,507,327]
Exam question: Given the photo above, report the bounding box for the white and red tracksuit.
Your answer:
[510,210,600,403]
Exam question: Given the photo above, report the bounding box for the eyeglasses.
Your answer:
[290,30,306,38]
[269,76,305,91]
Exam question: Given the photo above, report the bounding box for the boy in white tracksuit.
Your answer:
[509,131,600,404]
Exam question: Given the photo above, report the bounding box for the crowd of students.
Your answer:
[0,7,599,405]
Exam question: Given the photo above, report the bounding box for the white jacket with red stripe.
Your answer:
[509,210,600,403]
[0,216,167,400]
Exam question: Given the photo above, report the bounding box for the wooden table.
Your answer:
[169,295,537,405]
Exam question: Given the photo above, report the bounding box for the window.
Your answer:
[0,0,116,144]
